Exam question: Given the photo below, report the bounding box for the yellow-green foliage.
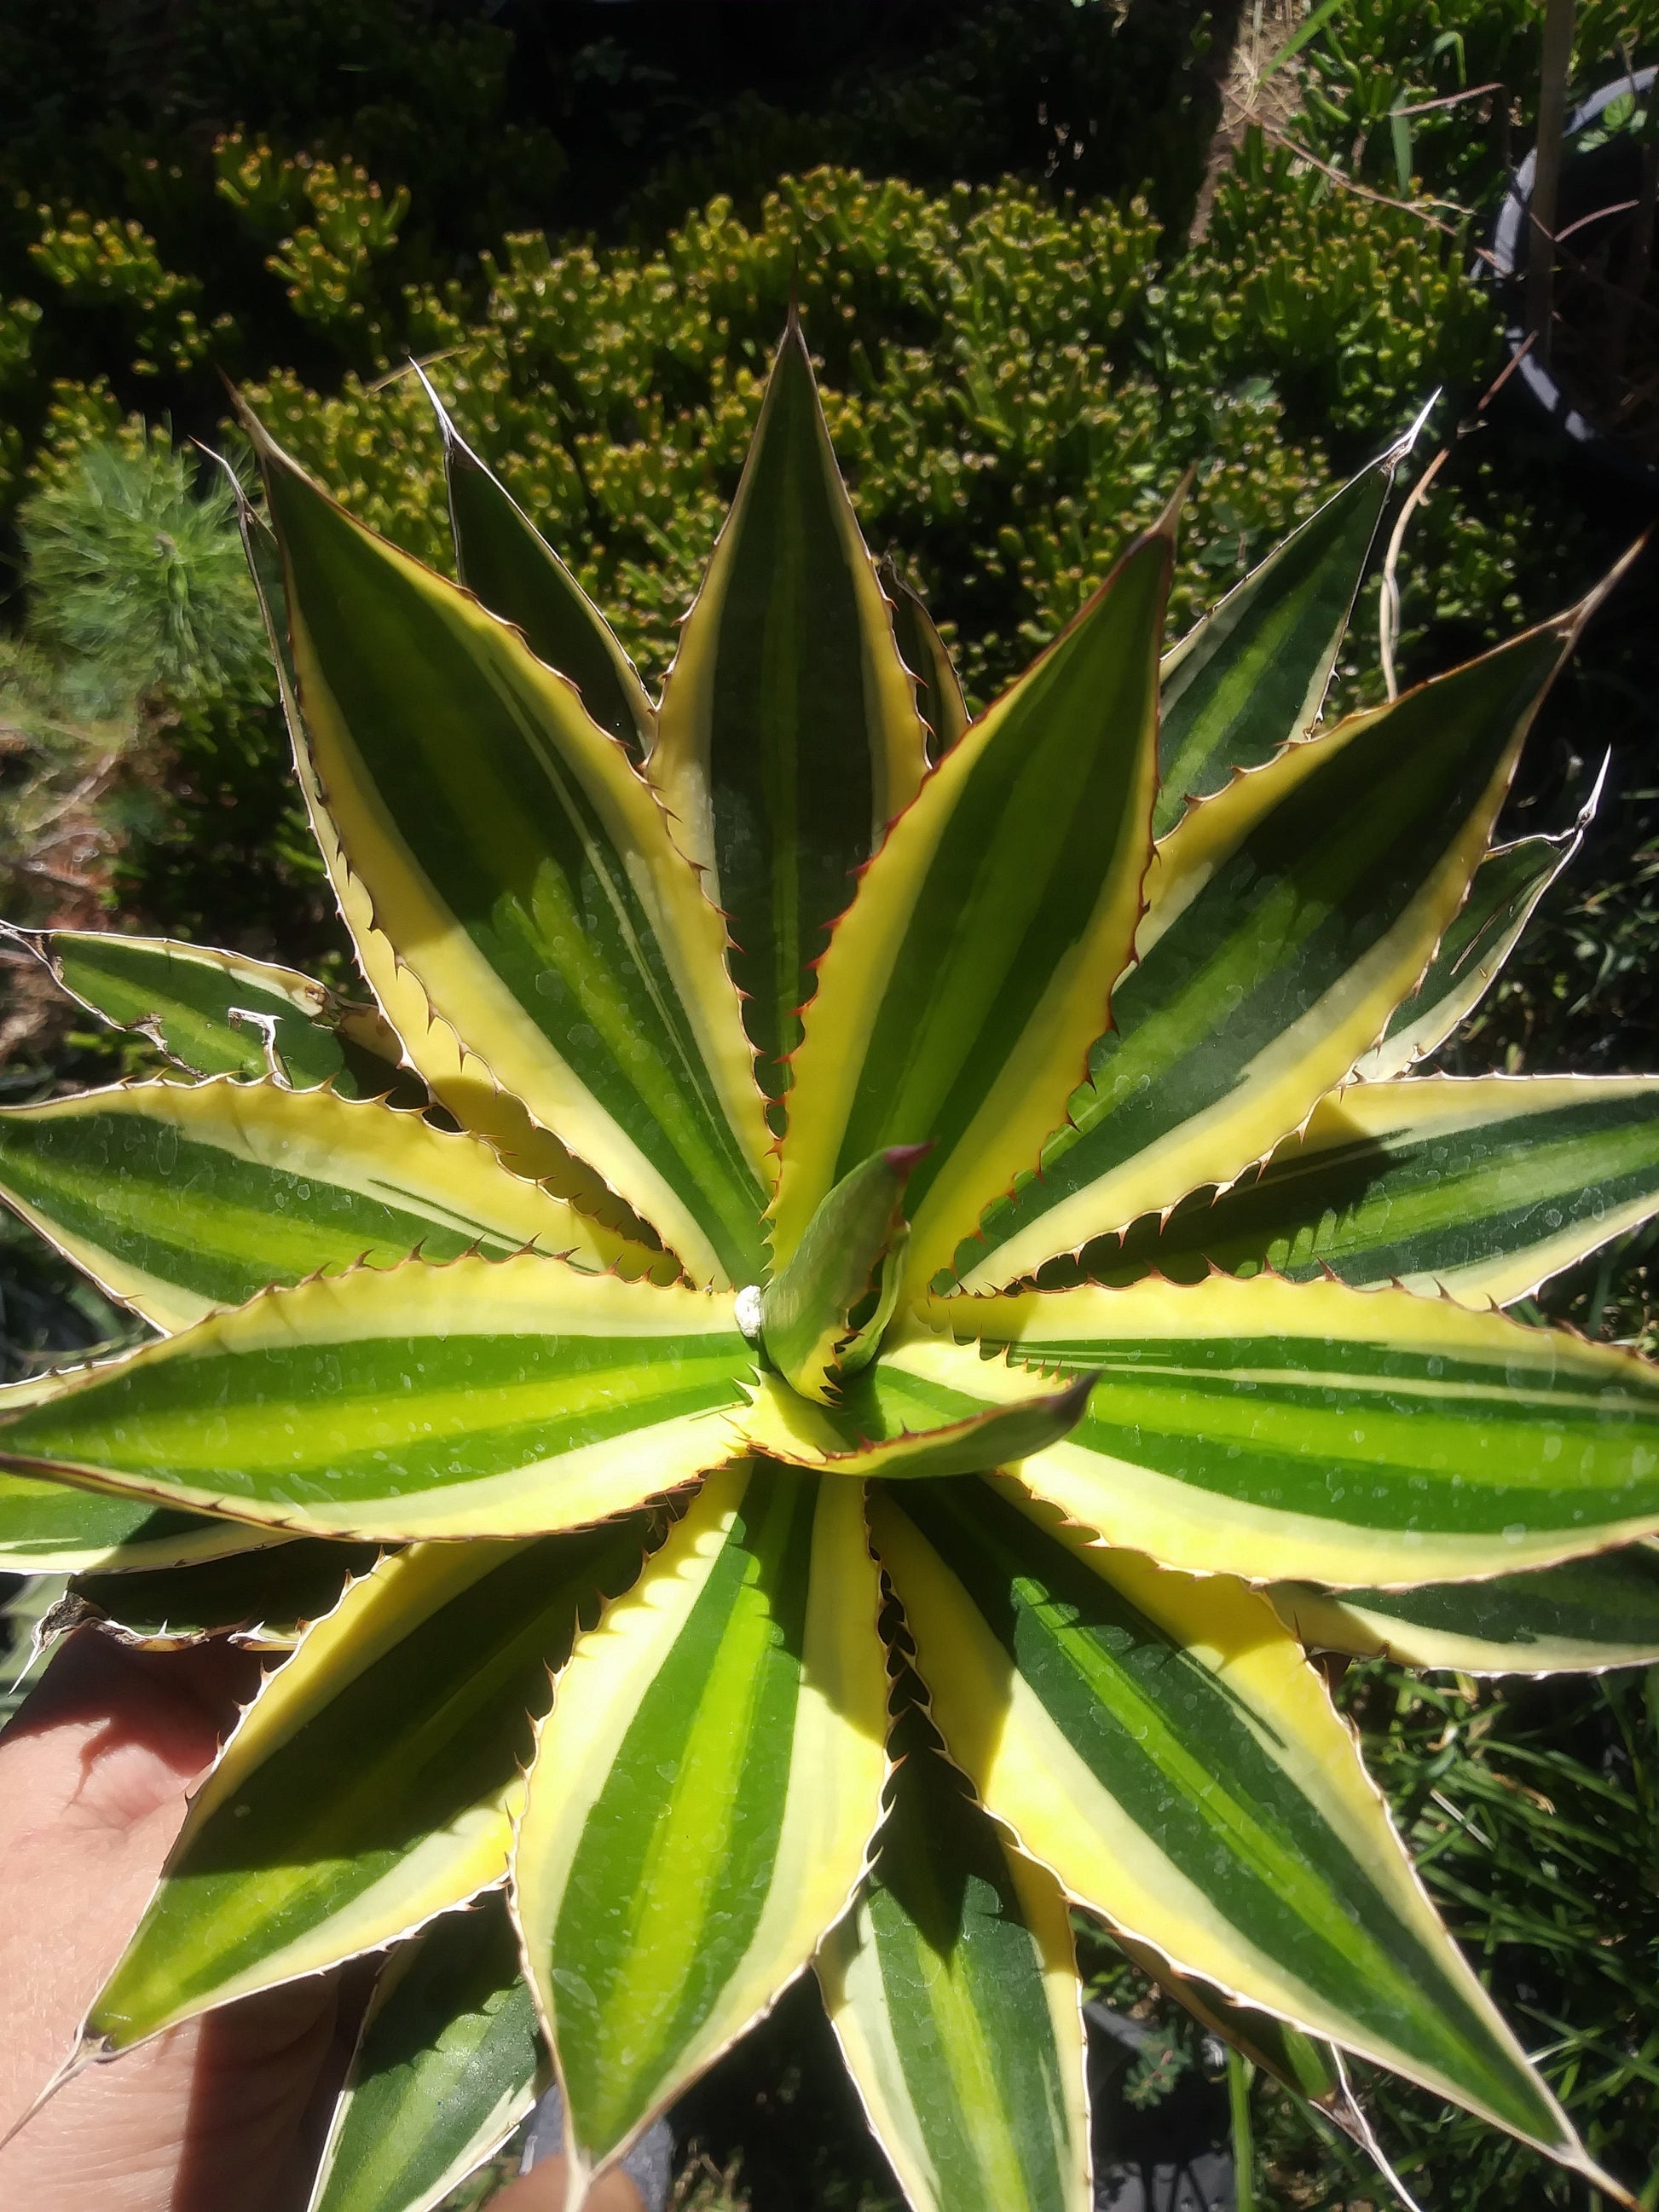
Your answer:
[244,165,1474,705]
[218,138,411,349]
[1159,140,1499,435]
[28,213,234,379]
[15,137,1510,704]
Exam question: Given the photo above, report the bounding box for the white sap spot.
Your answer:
[1542,1433,1562,1463]
[734,1285,764,1343]
[1502,1523,1525,1545]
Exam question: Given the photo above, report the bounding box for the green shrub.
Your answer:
[1,436,329,973]
[244,161,1506,708]
[1288,0,1659,203]
[18,440,267,708]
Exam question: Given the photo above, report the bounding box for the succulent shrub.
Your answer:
[3,315,1659,2212]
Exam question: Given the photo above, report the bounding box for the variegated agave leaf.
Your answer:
[1,320,1652,2212]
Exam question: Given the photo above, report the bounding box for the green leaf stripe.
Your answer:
[1358,809,1591,1082]
[59,1537,379,1650]
[957,619,1577,1292]
[1051,1075,1659,1308]
[431,378,655,760]
[903,1274,1659,1585]
[88,1523,646,2049]
[881,556,969,761]
[513,1461,887,2180]
[819,1725,1088,2212]
[1272,1544,1659,1674]
[1155,442,1395,837]
[260,429,768,1287]
[653,315,928,1103]
[0,1078,656,1336]
[0,1256,753,1540]
[743,1361,1095,1484]
[875,1476,1581,2163]
[309,1899,541,2212]
[24,927,389,1093]
[0,1464,285,1574]
[777,513,1171,1300]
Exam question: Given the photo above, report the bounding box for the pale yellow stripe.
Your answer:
[277,564,649,1247]
[1009,1447,1659,1589]
[0,1371,85,1412]
[770,728,963,1270]
[0,1512,293,1577]
[882,1285,1659,1584]
[0,1178,208,1333]
[699,1471,887,2031]
[1269,1583,1659,1677]
[819,1897,942,2209]
[24,1407,742,1545]
[1460,1193,1659,1308]
[512,1467,750,2024]
[915,1270,1655,1377]
[130,1803,516,2035]
[67,1251,742,1361]
[1280,1074,1659,1307]
[1136,715,1361,956]
[619,1473,887,2140]
[1353,833,1572,1081]
[135,1078,622,1262]
[901,755,1155,1296]
[825,1829,1085,2212]
[96,1543,564,2042]
[1004,1846,1091,2212]
[960,858,1506,1292]
[782,574,1158,1293]
[735,1374,861,1464]
[305,1951,537,2212]
[515,1467,885,2171]
[280,1409,741,1539]
[871,1492,1574,2154]
[1297,1071,1659,1152]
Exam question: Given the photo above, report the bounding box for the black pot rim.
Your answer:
[1488,62,1658,488]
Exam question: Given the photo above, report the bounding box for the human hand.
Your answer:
[0,1628,645,2212]
[0,1629,344,2211]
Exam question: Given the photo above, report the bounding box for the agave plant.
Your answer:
[3,314,1659,2212]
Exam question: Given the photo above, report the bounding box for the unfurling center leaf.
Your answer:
[761,1142,931,1402]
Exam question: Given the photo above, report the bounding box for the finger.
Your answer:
[0,1975,342,2212]
[0,1632,262,2131]
[488,2157,648,2211]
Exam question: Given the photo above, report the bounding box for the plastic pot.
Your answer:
[1489,63,1659,492]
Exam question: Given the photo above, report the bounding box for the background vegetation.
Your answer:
[3,1,1658,2204]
